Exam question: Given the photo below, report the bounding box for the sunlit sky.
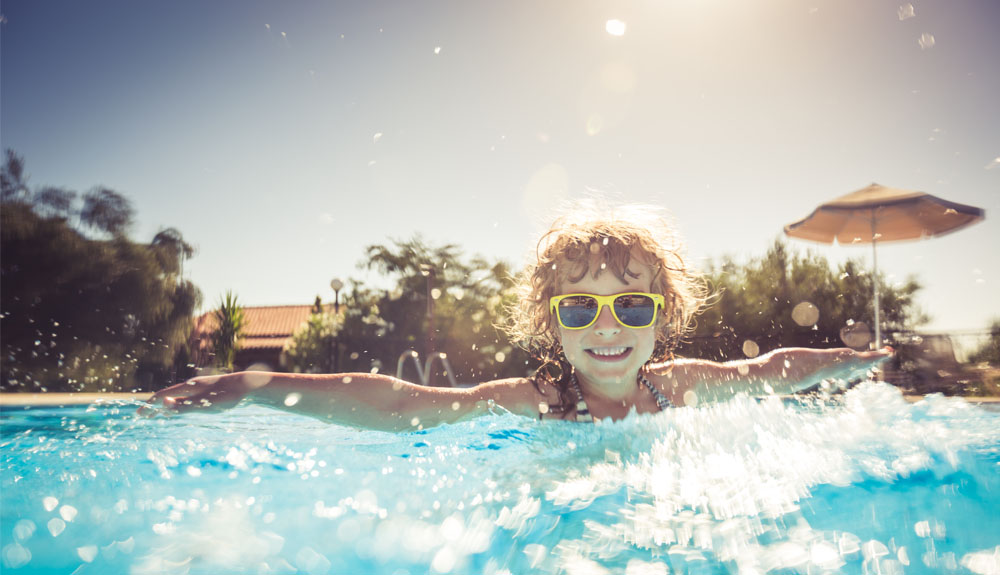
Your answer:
[2,0,998,342]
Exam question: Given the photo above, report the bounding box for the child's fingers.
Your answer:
[137,378,217,416]
[858,347,893,362]
[166,387,242,413]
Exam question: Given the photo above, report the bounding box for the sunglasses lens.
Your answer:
[556,295,600,328]
[613,294,657,327]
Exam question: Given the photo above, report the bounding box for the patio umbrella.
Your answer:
[784,183,985,348]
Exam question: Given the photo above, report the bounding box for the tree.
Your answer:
[151,227,195,277]
[1,150,201,392]
[211,291,245,372]
[283,309,343,373]
[679,239,926,361]
[80,187,134,237]
[1,149,29,202]
[968,319,1000,366]
[33,186,77,219]
[336,236,532,384]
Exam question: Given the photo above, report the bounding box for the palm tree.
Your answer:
[212,291,245,371]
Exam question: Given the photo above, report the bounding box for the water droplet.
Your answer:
[12,520,35,542]
[494,351,506,363]
[432,546,457,573]
[441,514,465,541]
[77,545,98,563]
[918,33,935,50]
[373,132,383,143]
[682,390,699,406]
[410,417,421,427]
[59,505,77,522]
[284,392,302,407]
[431,288,442,300]
[742,340,760,358]
[898,4,915,20]
[42,496,58,512]
[451,401,461,411]
[1,543,31,568]
[433,46,442,54]
[47,518,66,537]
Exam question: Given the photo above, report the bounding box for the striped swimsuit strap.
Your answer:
[569,371,673,423]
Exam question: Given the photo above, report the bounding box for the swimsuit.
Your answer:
[566,371,674,423]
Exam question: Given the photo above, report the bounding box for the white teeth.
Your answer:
[589,347,628,356]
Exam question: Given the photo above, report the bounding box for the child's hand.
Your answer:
[138,373,253,416]
[828,346,894,386]
[859,346,894,366]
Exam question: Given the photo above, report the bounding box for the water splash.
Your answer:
[2,385,998,573]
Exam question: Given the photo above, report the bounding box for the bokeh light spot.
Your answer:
[840,322,871,348]
[792,301,820,327]
[606,19,626,36]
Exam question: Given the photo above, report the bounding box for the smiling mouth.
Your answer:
[585,346,633,361]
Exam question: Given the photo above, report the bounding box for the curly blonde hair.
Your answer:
[503,202,709,412]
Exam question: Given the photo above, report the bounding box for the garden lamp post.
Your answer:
[330,278,344,373]
[419,264,435,355]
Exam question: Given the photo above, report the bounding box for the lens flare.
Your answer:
[606,20,626,36]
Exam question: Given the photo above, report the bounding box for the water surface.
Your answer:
[2,383,999,574]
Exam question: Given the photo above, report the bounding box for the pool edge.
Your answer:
[0,392,153,406]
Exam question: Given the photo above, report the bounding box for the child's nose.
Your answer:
[593,304,621,335]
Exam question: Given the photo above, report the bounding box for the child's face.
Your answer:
[555,260,658,392]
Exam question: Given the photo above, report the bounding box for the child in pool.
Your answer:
[144,203,890,429]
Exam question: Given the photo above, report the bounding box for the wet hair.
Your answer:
[502,201,709,414]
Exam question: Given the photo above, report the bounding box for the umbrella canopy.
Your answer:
[784,183,984,244]
[784,183,985,348]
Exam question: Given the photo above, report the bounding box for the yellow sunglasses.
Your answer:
[549,292,665,330]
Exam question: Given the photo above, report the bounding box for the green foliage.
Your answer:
[679,239,927,360]
[968,319,1000,366]
[336,235,532,383]
[80,187,134,237]
[1,150,201,391]
[211,291,245,372]
[283,310,343,373]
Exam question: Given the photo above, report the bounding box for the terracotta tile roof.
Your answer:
[192,305,315,338]
[189,305,320,361]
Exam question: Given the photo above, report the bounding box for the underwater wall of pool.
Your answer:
[2,382,999,574]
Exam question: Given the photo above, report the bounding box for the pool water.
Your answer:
[2,383,999,574]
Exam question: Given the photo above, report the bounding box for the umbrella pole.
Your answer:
[872,235,881,349]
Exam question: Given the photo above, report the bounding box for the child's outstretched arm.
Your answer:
[140,372,540,431]
[656,347,893,406]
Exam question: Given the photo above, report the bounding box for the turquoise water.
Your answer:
[2,383,999,574]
